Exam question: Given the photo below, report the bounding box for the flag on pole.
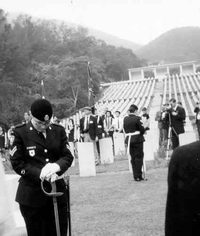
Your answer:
[41,79,45,99]
[87,61,95,106]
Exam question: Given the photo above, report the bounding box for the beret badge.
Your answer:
[44,114,49,121]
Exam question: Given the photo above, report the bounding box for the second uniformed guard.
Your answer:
[123,104,145,181]
[10,99,74,236]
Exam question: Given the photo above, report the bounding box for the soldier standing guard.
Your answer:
[10,99,74,236]
[123,104,145,181]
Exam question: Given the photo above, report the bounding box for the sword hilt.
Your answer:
[41,180,63,197]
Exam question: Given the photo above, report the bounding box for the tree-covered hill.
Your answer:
[0,9,144,127]
[136,27,200,63]
[88,27,142,52]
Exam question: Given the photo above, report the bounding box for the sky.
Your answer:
[1,0,200,45]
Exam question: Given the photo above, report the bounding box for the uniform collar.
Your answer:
[174,104,178,111]
[26,122,53,147]
[28,121,52,131]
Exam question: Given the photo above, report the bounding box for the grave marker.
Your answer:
[77,142,96,177]
[99,137,114,164]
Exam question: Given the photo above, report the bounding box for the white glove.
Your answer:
[45,163,60,179]
[40,164,52,181]
[50,173,58,182]
[40,163,60,181]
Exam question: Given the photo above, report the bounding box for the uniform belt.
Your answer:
[125,131,140,137]
[125,131,140,158]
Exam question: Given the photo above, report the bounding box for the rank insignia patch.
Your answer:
[9,146,17,156]
[29,150,35,157]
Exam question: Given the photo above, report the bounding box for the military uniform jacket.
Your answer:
[165,141,200,235]
[10,122,74,207]
[123,114,145,144]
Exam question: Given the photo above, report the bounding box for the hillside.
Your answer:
[7,12,141,52]
[0,9,144,126]
[88,28,141,51]
[136,27,200,63]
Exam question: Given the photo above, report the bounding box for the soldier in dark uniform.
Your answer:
[165,141,200,236]
[123,104,145,181]
[10,99,74,236]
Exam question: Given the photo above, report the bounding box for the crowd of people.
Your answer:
[0,97,194,166]
[63,105,150,166]
[0,101,151,182]
[1,97,188,168]
[0,97,196,185]
[62,97,189,168]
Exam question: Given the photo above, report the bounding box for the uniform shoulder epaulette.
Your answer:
[14,123,26,129]
[51,123,63,128]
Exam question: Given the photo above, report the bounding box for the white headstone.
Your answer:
[113,133,125,156]
[68,142,75,167]
[99,137,114,164]
[77,142,96,177]
[5,174,25,228]
[144,132,155,161]
[0,159,15,235]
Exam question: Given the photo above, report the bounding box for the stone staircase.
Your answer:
[144,79,163,160]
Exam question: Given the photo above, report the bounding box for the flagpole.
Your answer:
[87,61,96,108]
[87,61,89,105]
[41,79,45,99]
[87,61,91,106]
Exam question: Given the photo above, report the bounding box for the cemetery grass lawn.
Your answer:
[70,167,168,236]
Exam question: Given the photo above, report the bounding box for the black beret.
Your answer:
[31,99,53,121]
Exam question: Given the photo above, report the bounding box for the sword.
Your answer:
[65,175,72,236]
[41,180,63,236]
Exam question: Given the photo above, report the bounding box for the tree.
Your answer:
[0,10,144,124]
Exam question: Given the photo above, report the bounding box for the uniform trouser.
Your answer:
[83,133,99,162]
[159,128,168,147]
[96,134,102,155]
[19,201,68,236]
[171,130,179,150]
[129,142,144,179]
